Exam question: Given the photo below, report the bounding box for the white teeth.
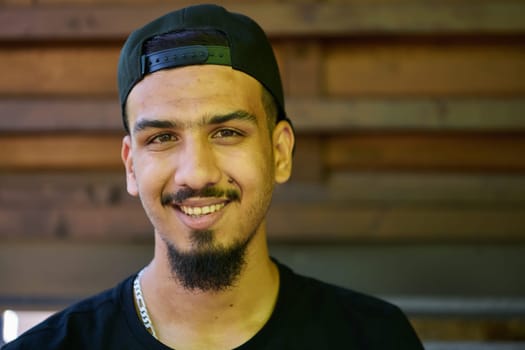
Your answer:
[180,203,225,217]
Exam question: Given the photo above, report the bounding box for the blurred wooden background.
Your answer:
[0,0,524,348]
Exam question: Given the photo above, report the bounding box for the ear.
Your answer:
[121,135,138,196]
[272,120,295,184]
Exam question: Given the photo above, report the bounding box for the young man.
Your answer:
[3,4,424,349]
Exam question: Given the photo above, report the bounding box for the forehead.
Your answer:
[126,65,264,127]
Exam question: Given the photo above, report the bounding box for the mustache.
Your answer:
[161,186,240,206]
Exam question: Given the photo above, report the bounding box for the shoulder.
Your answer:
[278,261,400,316]
[2,275,135,350]
[275,262,424,349]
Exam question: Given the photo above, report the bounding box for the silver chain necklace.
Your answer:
[133,268,158,339]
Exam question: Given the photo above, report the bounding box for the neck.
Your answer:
[139,229,279,350]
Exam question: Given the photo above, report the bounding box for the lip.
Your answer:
[172,199,229,231]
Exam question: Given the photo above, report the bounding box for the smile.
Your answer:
[179,203,226,217]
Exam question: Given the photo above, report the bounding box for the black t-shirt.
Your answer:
[2,261,424,349]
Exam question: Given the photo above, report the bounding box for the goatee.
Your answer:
[163,229,254,292]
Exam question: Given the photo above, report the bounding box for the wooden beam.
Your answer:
[2,42,524,97]
[0,243,152,303]
[0,98,123,131]
[2,171,524,242]
[393,297,525,317]
[1,1,525,40]
[1,201,524,243]
[326,133,525,172]
[0,133,525,172]
[267,204,525,243]
[0,172,132,209]
[3,172,523,243]
[2,133,525,173]
[325,173,525,205]
[411,317,525,341]
[2,242,525,301]
[429,343,525,349]
[3,172,525,209]
[325,43,525,96]
[0,134,123,170]
[2,133,525,172]
[2,0,32,5]
[2,42,524,96]
[288,98,525,132]
[0,46,120,95]
[2,98,525,132]
[0,134,321,172]
[1,243,525,314]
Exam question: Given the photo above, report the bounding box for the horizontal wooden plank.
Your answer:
[5,171,525,242]
[411,317,525,341]
[0,207,151,240]
[0,243,152,301]
[3,42,524,97]
[275,173,525,206]
[0,47,119,95]
[2,98,525,132]
[325,43,525,96]
[325,173,525,205]
[0,45,283,96]
[0,134,320,172]
[326,133,525,172]
[1,1,525,40]
[2,0,32,5]
[3,172,525,209]
[424,342,525,350]
[267,205,525,243]
[290,98,525,131]
[1,243,525,305]
[0,134,123,170]
[393,297,525,317]
[2,133,525,173]
[0,98,123,131]
[2,243,525,343]
[1,202,524,242]
[2,171,525,243]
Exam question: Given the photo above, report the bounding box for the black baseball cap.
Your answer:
[117,4,289,132]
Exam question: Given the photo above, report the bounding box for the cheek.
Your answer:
[132,154,172,198]
[224,144,274,189]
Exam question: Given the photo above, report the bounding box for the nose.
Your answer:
[173,136,221,190]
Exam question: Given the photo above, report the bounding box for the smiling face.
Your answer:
[121,65,294,290]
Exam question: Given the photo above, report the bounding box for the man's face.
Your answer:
[121,65,293,289]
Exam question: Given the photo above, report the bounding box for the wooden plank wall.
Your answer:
[1,0,525,346]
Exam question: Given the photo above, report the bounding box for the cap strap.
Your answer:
[141,45,231,75]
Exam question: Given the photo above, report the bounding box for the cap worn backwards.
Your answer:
[117,4,288,132]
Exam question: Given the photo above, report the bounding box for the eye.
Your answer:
[149,133,177,144]
[212,128,243,139]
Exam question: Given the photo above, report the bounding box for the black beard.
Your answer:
[163,229,254,292]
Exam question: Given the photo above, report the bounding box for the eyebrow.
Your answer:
[132,110,257,135]
[133,119,177,134]
[208,110,257,125]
